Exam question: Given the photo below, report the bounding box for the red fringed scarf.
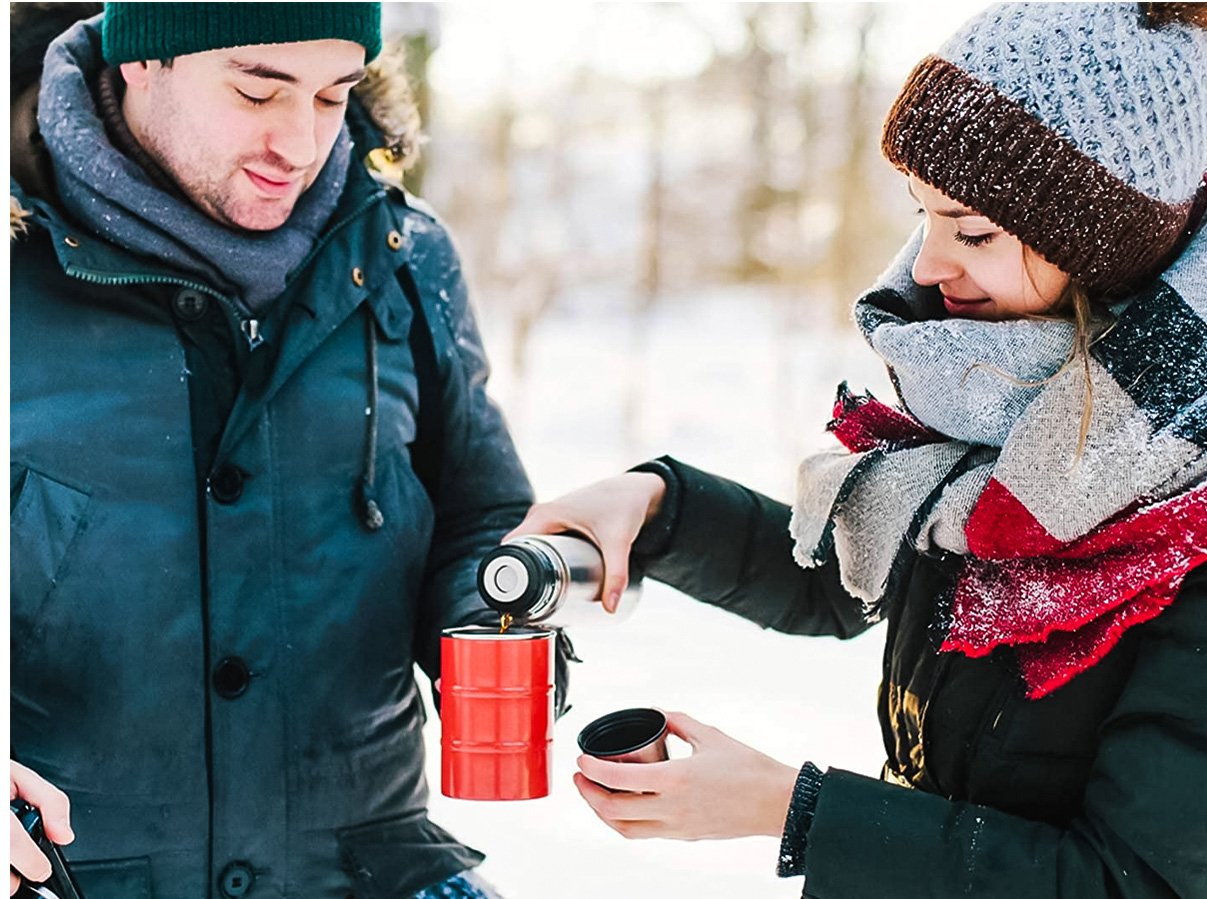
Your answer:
[830,389,1207,698]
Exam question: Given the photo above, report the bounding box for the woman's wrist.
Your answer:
[761,759,802,837]
[630,471,668,524]
[626,458,682,560]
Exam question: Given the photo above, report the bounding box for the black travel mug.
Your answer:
[10,799,85,899]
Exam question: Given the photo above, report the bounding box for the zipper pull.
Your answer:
[241,318,263,350]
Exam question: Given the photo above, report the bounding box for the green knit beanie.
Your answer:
[101,2,382,66]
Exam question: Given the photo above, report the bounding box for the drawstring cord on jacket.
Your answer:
[358,307,385,531]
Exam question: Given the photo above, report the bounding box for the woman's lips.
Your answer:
[943,294,991,315]
[244,168,298,197]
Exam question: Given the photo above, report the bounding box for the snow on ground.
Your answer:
[418,288,896,898]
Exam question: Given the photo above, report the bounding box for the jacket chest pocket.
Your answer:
[963,650,1135,821]
[988,642,1135,762]
[10,464,91,621]
[72,857,153,899]
[967,682,1099,822]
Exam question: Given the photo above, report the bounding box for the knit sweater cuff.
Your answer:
[777,762,825,878]
[627,456,682,560]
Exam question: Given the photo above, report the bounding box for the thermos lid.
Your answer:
[577,708,668,757]
[476,544,547,611]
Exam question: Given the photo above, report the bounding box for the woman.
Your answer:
[510,4,1207,896]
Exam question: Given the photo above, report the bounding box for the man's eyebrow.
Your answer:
[226,60,367,87]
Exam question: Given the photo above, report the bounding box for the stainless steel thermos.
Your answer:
[476,534,639,626]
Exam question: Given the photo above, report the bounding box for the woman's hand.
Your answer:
[572,711,799,841]
[505,472,667,612]
[9,761,73,895]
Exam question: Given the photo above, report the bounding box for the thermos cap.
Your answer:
[577,708,668,758]
[476,543,549,611]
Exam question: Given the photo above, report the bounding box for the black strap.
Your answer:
[396,266,444,500]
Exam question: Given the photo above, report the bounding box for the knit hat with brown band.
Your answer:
[882,3,1207,294]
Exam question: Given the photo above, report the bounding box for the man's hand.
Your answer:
[572,711,799,841]
[10,762,73,896]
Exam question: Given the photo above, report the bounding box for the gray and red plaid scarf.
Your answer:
[791,225,1207,698]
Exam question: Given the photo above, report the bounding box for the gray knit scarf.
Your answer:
[37,15,351,313]
[792,224,1207,613]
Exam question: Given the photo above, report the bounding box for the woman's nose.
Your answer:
[912,231,961,287]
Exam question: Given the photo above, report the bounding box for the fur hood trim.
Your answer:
[354,37,425,174]
[11,196,32,241]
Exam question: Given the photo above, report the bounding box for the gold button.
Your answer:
[64,236,80,248]
[352,267,365,287]
[387,230,403,251]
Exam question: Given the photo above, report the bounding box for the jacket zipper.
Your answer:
[916,554,964,793]
[64,267,263,350]
[63,187,388,351]
[240,319,261,347]
[918,650,953,787]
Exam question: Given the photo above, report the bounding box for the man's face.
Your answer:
[121,40,366,231]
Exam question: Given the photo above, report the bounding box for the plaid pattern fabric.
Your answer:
[413,871,507,899]
[792,225,1207,698]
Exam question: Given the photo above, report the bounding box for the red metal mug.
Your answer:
[440,625,555,800]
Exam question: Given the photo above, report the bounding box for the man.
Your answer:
[10,5,565,897]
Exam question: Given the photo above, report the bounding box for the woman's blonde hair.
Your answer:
[1024,249,1111,460]
[967,249,1110,462]
[1059,278,1103,459]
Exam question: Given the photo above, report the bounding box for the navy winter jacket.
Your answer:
[11,85,540,899]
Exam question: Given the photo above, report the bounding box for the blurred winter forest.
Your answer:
[384,2,982,502]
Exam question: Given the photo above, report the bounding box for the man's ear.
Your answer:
[118,60,154,90]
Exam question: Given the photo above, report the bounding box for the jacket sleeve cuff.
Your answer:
[627,456,682,560]
[777,762,825,879]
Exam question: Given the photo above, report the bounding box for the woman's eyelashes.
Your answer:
[953,231,996,247]
[914,208,996,248]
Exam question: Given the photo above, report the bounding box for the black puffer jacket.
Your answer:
[634,457,1207,898]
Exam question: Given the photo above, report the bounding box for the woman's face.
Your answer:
[908,176,1070,321]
